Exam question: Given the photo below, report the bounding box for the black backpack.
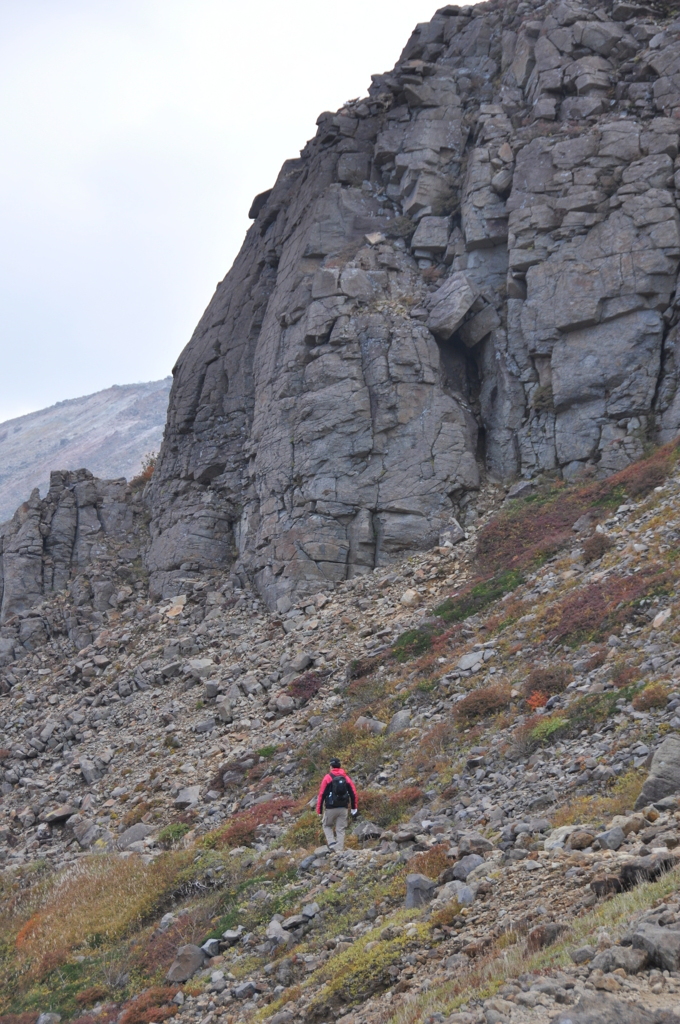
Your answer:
[326,774,350,808]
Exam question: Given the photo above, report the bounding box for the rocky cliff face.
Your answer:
[0,379,171,523]
[145,0,680,609]
[0,470,148,644]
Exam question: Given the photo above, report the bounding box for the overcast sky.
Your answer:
[0,0,470,423]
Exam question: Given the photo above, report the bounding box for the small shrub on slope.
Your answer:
[522,665,572,701]
[408,846,450,879]
[456,685,511,725]
[157,823,191,848]
[203,797,297,849]
[75,986,110,1007]
[287,671,325,703]
[583,532,613,564]
[119,988,178,1024]
[632,683,669,711]
[392,627,436,661]
[434,569,523,624]
[280,810,324,850]
[359,787,424,828]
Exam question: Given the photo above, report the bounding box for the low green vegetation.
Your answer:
[392,626,437,662]
[434,568,524,624]
[157,822,191,847]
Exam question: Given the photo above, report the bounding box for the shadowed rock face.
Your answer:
[144,0,680,607]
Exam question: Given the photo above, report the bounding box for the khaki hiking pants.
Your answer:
[322,807,348,851]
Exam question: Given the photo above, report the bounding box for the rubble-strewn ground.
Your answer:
[2,444,680,1024]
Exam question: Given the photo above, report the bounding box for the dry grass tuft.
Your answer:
[13,852,189,974]
[551,768,646,827]
[359,787,424,829]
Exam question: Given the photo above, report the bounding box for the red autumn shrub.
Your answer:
[76,987,110,1006]
[70,1007,118,1024]
[476,443,678,576]
[522,665,572,700]
[287,671,325,703]
[548,567,671,645]
[118,989,178,1024]
[208,797,297,848]
[527,691,548,710]
[586,646,608,671]
[609,662,639,689]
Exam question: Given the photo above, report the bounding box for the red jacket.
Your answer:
[316,768,358,814]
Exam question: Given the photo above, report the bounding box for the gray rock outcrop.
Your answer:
[0,469,148,643]
[165,944,206,983]
[635,734,680,808]
[5,0,680,617]
[143,0,680,608]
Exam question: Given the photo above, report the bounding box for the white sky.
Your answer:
[0,0,475,423]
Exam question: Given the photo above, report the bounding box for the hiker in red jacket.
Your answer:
[316,758,358,852]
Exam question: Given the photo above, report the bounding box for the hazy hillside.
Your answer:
[0,378,171,522]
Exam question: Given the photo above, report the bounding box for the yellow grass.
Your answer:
[12,851,189,970]
[551,768,646,827]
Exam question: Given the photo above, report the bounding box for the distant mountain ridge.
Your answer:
[0,379,171,522]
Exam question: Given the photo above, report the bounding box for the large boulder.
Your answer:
[452,854,484,881]
[386,710,411,735]
[552,992,661,1023]
[635,735,680,809]
[426,272,480,340]
[116,823,154,851]
[405,873,436,909]
[632,922,680,972]
[165,944,206,983]
[590,945,647,975]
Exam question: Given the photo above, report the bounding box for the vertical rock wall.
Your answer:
[146,0,680,607]
[0,471,147,651]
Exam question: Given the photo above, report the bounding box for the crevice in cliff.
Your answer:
[651,316,677,443]
[436,333,482,416]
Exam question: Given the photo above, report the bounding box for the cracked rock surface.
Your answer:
[143,0,680,609]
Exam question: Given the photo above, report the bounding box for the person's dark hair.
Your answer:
[329,758,341,768]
